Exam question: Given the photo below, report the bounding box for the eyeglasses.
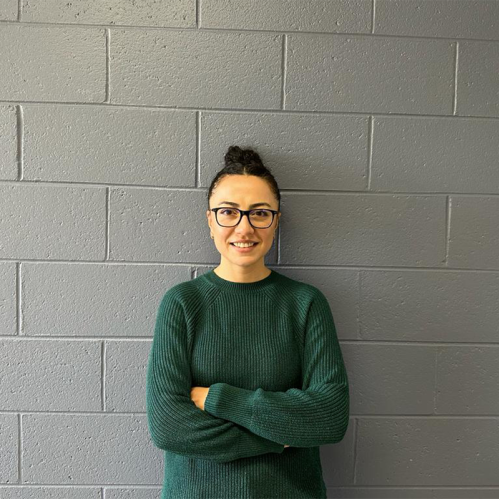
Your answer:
[210,207,279,229]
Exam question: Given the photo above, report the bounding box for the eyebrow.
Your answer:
[217,201,272,208]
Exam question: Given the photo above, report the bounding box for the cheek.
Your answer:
[218,231,233,247]
[260,238,273,249]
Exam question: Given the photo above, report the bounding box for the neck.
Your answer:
[214,263,272,284]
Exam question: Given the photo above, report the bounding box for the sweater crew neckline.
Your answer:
[203,268,279,292]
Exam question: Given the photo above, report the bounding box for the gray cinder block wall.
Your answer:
[1,1,498,498]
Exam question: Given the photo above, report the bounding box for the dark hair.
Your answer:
[207,146,281,211]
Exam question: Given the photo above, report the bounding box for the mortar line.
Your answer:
[2,410,499,418]
[434,347,439,414]
[16,262,21,336]
[453,41,459,115]
[0,484,163,489]
[280,34,287,110]
[105,187,110,260]
[444,195,451,266]
[16,105,23,180]
[1,100,499,122]
[3,337,499,346]
[352,417,358,484]
[366,115,373,190]
[101,341,106,411]
[2,485,499,490]
[18,413,22,483]
[357,271,362,338]
[0,19,498,44]
[2,179,499,198]
[327,486,499,491]
[2,484,499,490]
[2,259,499,274]
[105,29,110,103]
[196,111,201,188]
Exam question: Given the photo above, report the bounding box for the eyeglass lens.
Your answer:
[216,208,273,228]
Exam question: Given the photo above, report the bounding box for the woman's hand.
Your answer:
[284,444,290,448]
[190,386,210,411]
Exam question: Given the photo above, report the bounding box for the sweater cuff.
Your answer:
[205,382,255,428]
[205,383,285,454]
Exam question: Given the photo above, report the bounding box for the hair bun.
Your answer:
[207,145,281,212]
[225,146,263,167]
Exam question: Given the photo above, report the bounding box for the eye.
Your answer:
[220,209,237,216]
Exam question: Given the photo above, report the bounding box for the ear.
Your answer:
[275,212,281,227]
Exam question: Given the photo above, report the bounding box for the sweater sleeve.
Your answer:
[204,289,350,448]
[146,289,285,463]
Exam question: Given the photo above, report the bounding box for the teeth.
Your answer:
[232,242,256,248]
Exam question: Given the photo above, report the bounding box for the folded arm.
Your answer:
[204,289,350,448]
[146,289,285,463]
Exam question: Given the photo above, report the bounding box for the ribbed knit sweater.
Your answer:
[146,268,350,499]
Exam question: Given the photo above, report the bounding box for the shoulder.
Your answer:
[274,270,325,301]
[157,279,197,307]
[271,271,330,319]
[156,275,217,317]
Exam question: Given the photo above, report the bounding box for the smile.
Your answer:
[230,242,259,251]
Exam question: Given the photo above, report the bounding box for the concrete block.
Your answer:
[0,0,17,20]
[355,418,499,485]
[0,414,18,484]
[22,414,163,484]
[105,340,150,412]
[279,193,446,267]
[360,270,499,342]
[448,196,499,270]
[342,343,435,415]
[0,105,17,180]
[201,0,371,34]
[0,184,106,260]
[456,41,499,117]
[436,346,499,414]
[21,0,195,28]
[371,116,499,193]
[0,263,17,336]
[200,112,369,191]
[375,0,499,41]
[0,25,106,103]
[23,105,196,186]
[286,34,454,115]
[22,263,190,336]
[0,339,101,411]
[110,29,282,109]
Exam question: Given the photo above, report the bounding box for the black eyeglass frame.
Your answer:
[210,207,280,229]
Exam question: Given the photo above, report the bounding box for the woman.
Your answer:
[146,146,350,498]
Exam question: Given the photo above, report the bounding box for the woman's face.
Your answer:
[206,175,281,270]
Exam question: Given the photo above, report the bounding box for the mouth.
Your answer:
[230,242,259,251]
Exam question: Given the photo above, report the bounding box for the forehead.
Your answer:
[211,175,275,207]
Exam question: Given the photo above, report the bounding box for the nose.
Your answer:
[236,213,256,233]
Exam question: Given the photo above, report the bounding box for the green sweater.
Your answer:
[146,268,350,499]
